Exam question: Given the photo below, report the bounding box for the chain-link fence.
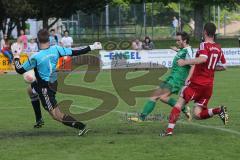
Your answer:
[58,3,240,42]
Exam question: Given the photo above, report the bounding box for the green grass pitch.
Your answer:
[0,68,240,160]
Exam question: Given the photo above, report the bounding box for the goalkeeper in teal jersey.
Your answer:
[13,29,102,136]
[129,31,195,122]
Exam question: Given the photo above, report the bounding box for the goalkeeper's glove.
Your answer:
[89,42,102,50]
[11,42,23,59]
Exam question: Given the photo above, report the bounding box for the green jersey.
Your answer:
[162,46,194,93]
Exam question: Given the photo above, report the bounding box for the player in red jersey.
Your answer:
[160,22,229,136]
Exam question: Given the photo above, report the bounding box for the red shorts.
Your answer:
[180,83,213,107]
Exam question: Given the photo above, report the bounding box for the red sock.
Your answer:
[199,109,212,119]
[167,107,181,133]
[212,107,221,114]
[199,107,220,119]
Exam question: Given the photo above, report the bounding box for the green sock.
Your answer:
[167,97,186,112]
[167,97,177,107]
[181,105,187,113]
[140,100,156,120]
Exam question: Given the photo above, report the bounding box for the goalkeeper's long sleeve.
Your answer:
[71,46,91,56]
[14,58,27,74]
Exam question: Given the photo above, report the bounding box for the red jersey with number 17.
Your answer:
[189,42,226,86]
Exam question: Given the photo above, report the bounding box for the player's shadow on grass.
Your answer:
[0,130,74,139]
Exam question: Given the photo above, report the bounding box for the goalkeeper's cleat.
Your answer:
[159,131,173,137]
[219,105,229,125]
[127,116,144,122]
[78,127,90,136]
[33,119,44,128]
[183,106,192,122]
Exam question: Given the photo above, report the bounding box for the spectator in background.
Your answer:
[27,37,38,53]
[142,36,154,50]
[56,27,62,42]
[19,29,28,50]
[171,16,179,37]
[1,38,13,63]
[132,38,143,50]
[1,34,7,49]
[60,30,73,48]
[49,29,59,46]
[15,37,24,53]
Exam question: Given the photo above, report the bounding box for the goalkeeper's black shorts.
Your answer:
[31,81,57,111]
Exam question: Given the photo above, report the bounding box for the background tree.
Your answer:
[1,0,36,35]
[0,0,35,37]
[126,0,239,39]
[29,0,108,29]
[160,0,239,39]
[0,0,109,37]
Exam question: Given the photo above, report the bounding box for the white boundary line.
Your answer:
[1,104,239,136]
[179,121,240,136]
[71,104,240,136]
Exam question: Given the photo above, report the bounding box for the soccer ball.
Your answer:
[23,70,36,84]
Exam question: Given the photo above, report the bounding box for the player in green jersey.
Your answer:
[129,32,195,122]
